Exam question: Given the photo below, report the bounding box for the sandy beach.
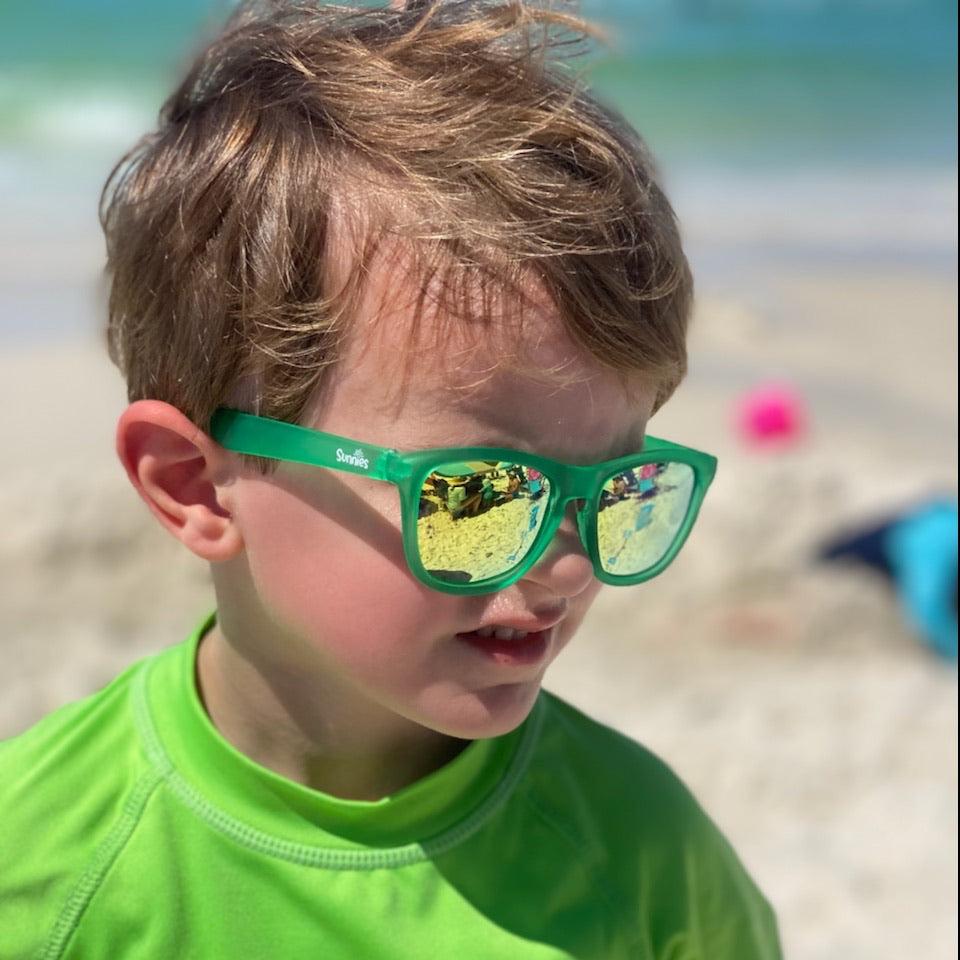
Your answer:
[1,0,957,950]
[1,246,956,958]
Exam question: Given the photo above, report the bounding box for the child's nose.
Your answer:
[521,500,595,597]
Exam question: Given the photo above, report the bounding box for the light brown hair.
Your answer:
[100,0,693,474]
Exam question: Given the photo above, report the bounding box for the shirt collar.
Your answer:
[139,609,541,852]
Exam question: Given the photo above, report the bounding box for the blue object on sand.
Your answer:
[819,497,958,661]
[884,499,958,661]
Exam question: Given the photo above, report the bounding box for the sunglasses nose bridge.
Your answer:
[547,466,596,547]
[549,466,603,561]
[551,461,597,503]
[573,501,592,554]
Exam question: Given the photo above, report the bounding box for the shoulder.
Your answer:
[531,689,693,819]
[524,689,783,959]
[0,651,154,790]
[0,650,166,956]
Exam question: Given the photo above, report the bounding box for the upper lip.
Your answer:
[464,610,567,635]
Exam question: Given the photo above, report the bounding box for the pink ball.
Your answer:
[735,383,807,447]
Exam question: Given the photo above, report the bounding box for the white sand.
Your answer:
[1,264,957,959]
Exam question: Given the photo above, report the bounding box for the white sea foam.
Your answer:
[669,163,959,262]
[0,72,155,153]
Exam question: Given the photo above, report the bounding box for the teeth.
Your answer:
[475,625,530,641]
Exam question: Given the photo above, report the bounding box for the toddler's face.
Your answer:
[214,275,657,741]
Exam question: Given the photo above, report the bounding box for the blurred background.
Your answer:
[1,1,956,957]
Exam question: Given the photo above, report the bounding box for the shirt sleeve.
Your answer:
[673,803,783,960]
[628,763,784,960]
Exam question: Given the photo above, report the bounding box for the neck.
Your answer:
[195,622,469,802]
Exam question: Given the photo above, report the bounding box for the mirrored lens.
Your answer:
[416,461,551,584]
[597,462,695,576]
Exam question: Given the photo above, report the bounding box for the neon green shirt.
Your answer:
[1,610,782,959]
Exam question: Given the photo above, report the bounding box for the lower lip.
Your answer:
[456,629,551,666]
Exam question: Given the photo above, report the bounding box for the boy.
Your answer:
[0,2,783,957]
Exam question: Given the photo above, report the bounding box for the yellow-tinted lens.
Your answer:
[417,462,551,584]
[597,462,695,576]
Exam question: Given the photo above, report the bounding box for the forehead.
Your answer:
[307,243,656,463]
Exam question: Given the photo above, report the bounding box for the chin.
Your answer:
[430,681,543,741]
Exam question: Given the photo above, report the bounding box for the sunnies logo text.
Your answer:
[336,448,370,470]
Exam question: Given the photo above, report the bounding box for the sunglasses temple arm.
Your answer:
[210,408,401,482]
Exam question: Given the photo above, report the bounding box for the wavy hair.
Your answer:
[101,0,693,473]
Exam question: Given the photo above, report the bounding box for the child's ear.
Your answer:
[115,400,244,562]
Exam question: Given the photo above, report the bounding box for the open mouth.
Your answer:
[455,627,551,665]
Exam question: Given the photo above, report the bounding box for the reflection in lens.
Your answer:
[417,461,550,583]
[596,462,694,576]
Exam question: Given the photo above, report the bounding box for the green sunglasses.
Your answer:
[209,408,718,596]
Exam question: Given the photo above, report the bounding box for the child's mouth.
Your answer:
[455,628,551,666]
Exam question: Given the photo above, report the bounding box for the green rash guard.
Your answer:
[0,610,782,960]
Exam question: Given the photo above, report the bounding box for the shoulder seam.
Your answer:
[38,765,165,960]
[519,787,650,958]
[528,693,658,958]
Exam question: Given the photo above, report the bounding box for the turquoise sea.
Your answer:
[2,0,955,162]
[1,0,957,340]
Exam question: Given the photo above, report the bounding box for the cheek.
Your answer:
[555,579,604,654]
[235,475,460,661]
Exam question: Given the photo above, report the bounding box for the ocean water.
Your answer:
[1,0,957,340]
[2,0,954,162]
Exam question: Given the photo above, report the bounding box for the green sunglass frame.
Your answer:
[209,407,718,596]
